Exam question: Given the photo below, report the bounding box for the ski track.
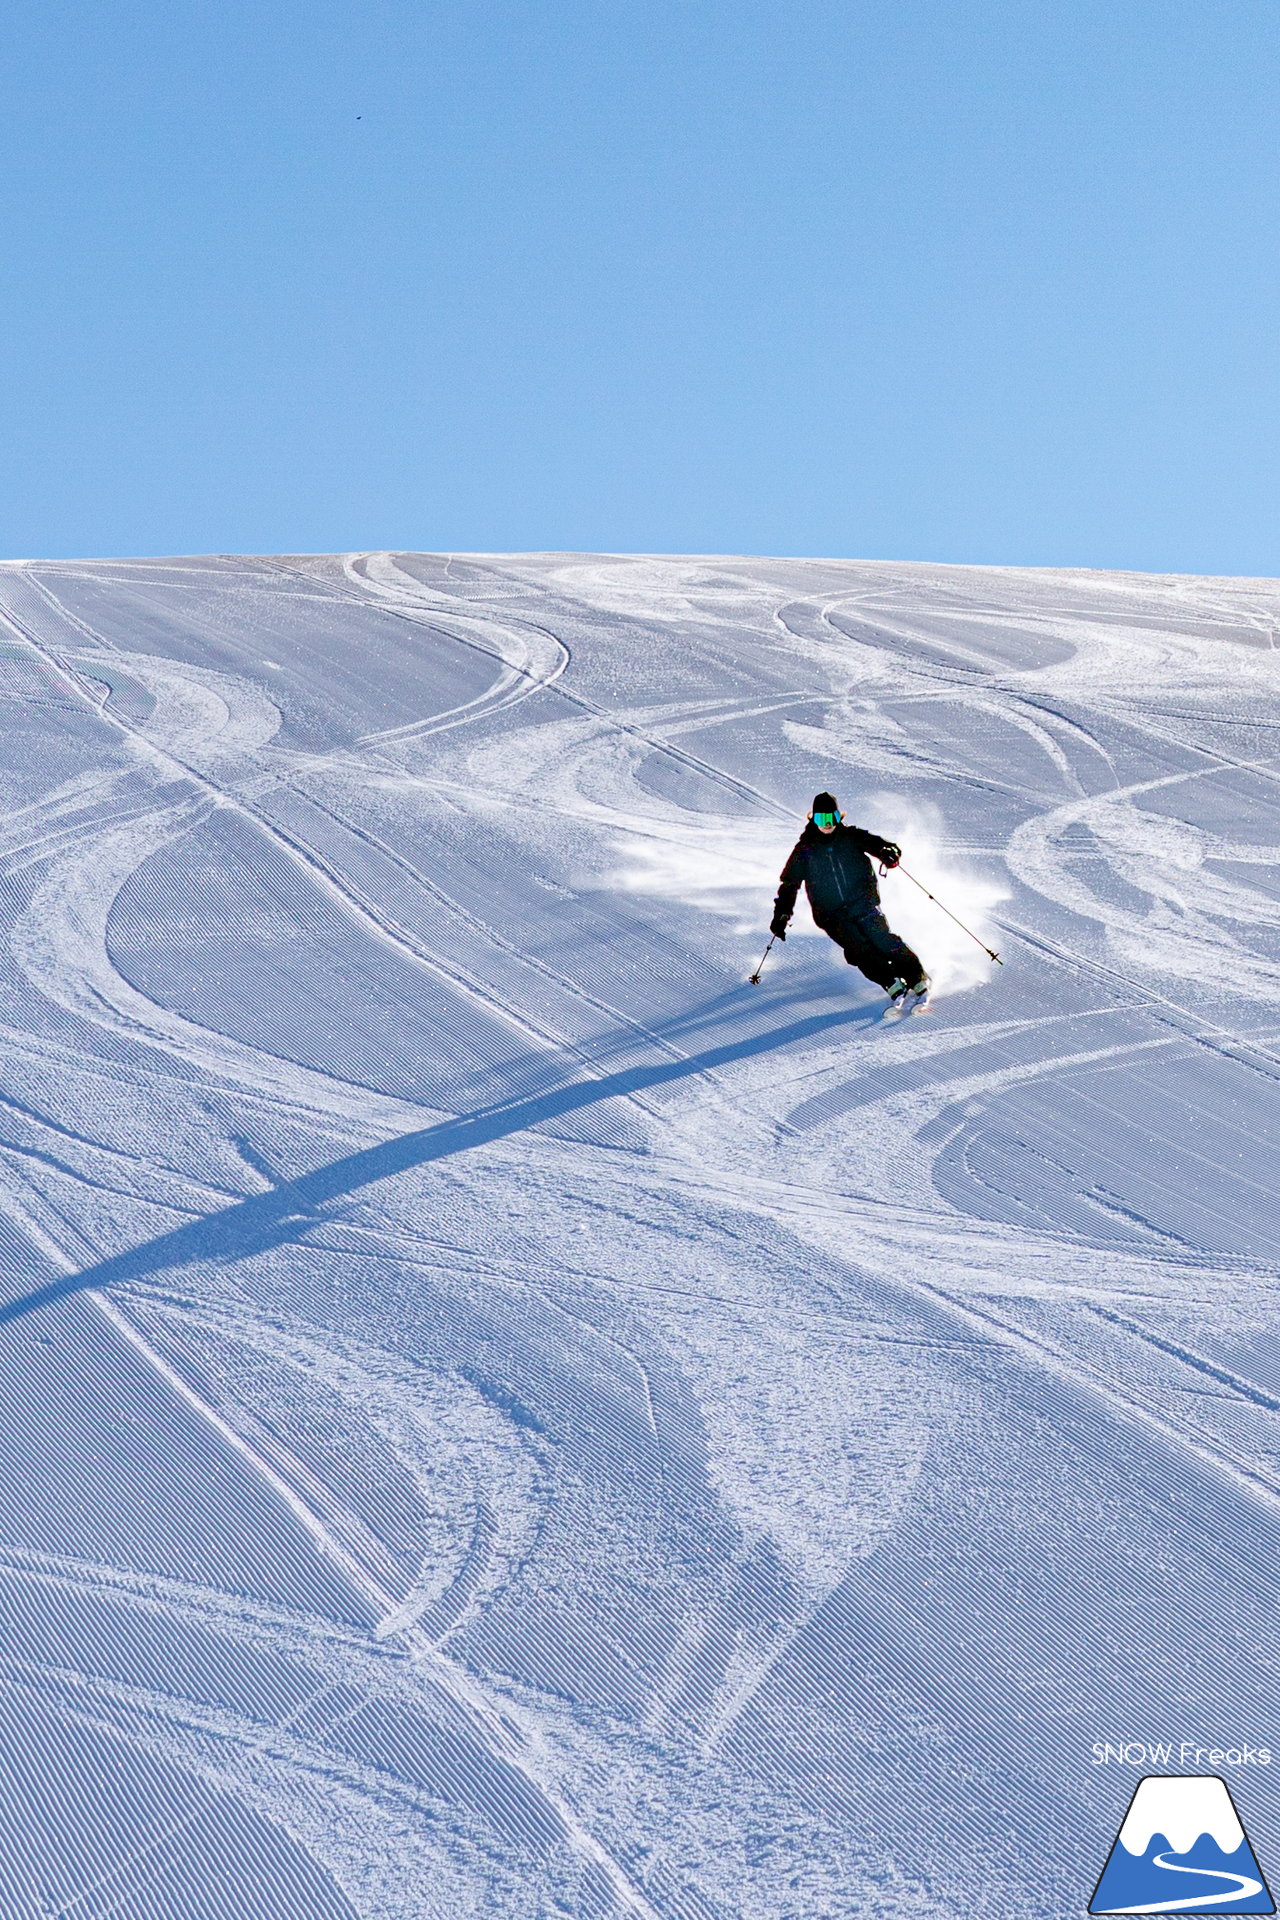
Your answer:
[0,553,1278,1916]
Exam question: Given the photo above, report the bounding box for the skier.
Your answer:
[770,793,931,1006]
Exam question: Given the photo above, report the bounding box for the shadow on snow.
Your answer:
[2,988,879,1327]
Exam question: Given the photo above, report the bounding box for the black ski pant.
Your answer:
[815,906,925,993]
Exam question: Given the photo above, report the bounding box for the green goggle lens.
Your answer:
[813,811,839,827]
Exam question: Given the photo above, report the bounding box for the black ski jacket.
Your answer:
[772,820,899,930]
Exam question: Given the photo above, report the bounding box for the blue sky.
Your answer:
[2,0,1277,570]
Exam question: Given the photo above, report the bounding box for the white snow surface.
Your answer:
[0,550,1277,1916]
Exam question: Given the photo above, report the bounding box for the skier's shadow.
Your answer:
[0,986,880,1327]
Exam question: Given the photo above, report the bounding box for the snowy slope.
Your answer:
[0,549,1278,1917]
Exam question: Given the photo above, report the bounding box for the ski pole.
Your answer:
[896,864,1003,964]
[749,935,777,984]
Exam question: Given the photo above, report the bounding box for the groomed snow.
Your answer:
[0,550,1277,1916]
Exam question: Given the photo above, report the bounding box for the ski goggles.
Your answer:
[812,810,840,828]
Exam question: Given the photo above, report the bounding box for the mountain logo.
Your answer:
[1090,1775,1275,1914]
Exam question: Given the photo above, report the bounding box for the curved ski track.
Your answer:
[1,552,1280,1917]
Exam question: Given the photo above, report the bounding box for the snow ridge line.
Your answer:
[314,553,793,824]
[0,596,648,1103]
[736,1176,1280,1519]
[0,589,684,1920]
[2,583,782,1145]
[14,1203,668,1920]
[1004,916,1280,1085]
[617,1133,1280,1529]
[260,782,762,1123]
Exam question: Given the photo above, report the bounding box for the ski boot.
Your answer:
[904,974,932,1012]
[886,974,932,1015]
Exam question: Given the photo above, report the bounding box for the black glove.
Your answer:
[769,916,789,941]
[879,842,901,868]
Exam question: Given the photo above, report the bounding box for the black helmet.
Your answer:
[811,791,840,817]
